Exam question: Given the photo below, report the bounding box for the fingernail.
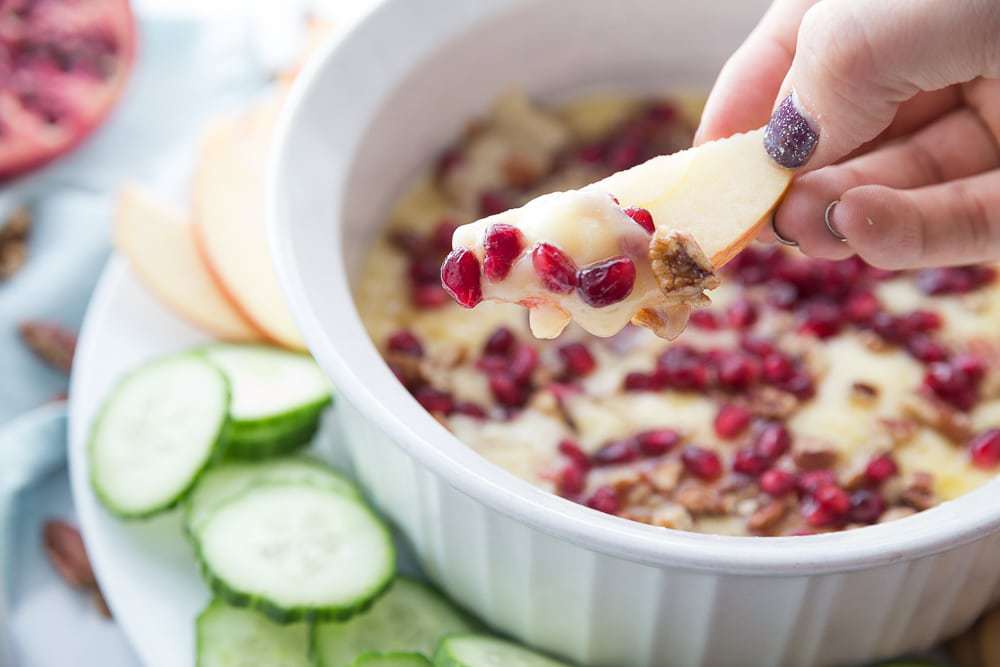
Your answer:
[764,92,818,168]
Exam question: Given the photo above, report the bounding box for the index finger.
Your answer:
[694,0,818,145]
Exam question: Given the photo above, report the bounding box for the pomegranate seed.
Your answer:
[733,447,770,476]
[767,282,799,310]
[591,438,640,466]
[587,486,621,514]
[440,248,483,308]
[689,310,722,330]
[576,143,606,164]
[848,489,886,524]
[386,329,423,357]
[969,429,1000,469]
[482,223,524,281]
[813,483,851,516]
[924,361,979,411]
[802,500,837,528]
[412,285,449,309]
[558,439,590,469]
[755,422,791,460]
[845,291,880,323]
[556,463,587,496]
[906,335,949,363]
[508,344,539,383]
[414,386,454,414]
[531,242,578,293]
[623,207,655,233]
[409,256,442,285]
[606,139,642,171]
[636,429,681,457]
[489,373,527,408]
[577,257,636,307]
[741,336,777,358]
[681,446,723,481]
[726,298,758,329]
[716,352,761,391]
[864,454,898,484]
[760,468,797,496]
[430,219,459,252]
[453,401,487,419]
[762,353,794,383]
[916,266,996,295]
[954,353,986,381]
[714,404,752,439]
[797,300,842,339]
[558,342,597,378]
[435,147,463,179]
[798,469,836,496]
[779,371,815,400]
[901,310,943,333]
[623,371,655,392]
[484,327,515,356]
[657,346,711,391]
[479,191,510,216]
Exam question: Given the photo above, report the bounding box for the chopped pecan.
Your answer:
[503,154,541,188]
[649,504,694,530]
[747,500,788,535]
[649,229,719,304]
[19,321,77,374]
[744,385,799,420]
[901,394,973,444]
[43,520,96,588]
[0,207,31,280]
[674,482,727,515]
[879,418,918,447]
[792,439,838,471]
[644,459,683,493]
[858,331,891,353]
[899,472,936,511]
[849,382,880,407]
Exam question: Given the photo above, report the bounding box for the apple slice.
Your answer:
[192,92,307,351]
[114,186,263,342]
[444,128,792,339]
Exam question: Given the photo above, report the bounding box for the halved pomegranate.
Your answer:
[0,0,136,181]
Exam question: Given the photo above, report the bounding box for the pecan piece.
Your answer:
[19,321,77,374]
[0,207,31,280]
[744,385,800,420]
[644,459,683,493]
[879,418,918,447]
[43,520,96,588]
[747,500,788,535]
[648,229,720,302]
[792,439,838,471]
[674,482,727,515]
[849,382,880,407]
[899,472,936,511]
[901,394,973,444]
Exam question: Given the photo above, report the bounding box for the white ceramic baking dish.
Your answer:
[268,1,1000,664]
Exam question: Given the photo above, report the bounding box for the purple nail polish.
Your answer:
[764,93,818,168]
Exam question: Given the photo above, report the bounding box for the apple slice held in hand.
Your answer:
[442,128,792,339]
[114,186,263,342]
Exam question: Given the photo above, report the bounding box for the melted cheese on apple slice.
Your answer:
[449,129,793,340]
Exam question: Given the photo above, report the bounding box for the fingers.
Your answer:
[694,0,818,145]
[763,0,1000,170]
[830,171,1000,269]
[772,108,1000,257]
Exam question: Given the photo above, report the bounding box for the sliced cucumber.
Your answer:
[433,635,570,667]
[351,653,433,667]
[89,354,229,518]
[198,482,394,623]
[313,577,477,667]
[199,344,332,458]
[196,598,310,667]
[184,456,358,538]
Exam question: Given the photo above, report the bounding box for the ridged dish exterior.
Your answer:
[338,401,1000,667]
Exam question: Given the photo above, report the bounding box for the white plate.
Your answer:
[67,256,388,667]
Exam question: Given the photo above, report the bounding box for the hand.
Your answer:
[695,0,1000,269]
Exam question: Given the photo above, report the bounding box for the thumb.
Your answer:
[763,0,1000,170]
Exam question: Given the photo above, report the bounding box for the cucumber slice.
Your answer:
[351,653,433,667]
[313,577,476,667]
[199,344,332,458]
[196,598,310,667]
[433,635,570,667]
[185,456,359,538]
[89,354,229,518]
[198,482,394,623]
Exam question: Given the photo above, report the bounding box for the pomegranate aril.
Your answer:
[845,291,880,323]
[864,454,898,484]
[733,447,770,476]
[577,256,636,308]
[657,346,710,391]
[440,248,483,308]
[716,352,761,391]
[479,190,510,216]
[760,468,797,497]
[558,439,590,469]
[726,298,758,329]
[489,373,528,408]
[802,500,837,528]
[901,309,943,333]
[408,256,442,285]
[558,342,597,378]
[762,353,794,383]
[969,429,1000,469]
[714,403,752,439]
[636,429,681,456]
[741,336,777,358]
[848,489,886,524]
[483,327,515,356]
[591,438,640,466]
[508,344,539,383]
[453,401,487,419]
[412,285,449,309]
[623,207,655,233]
[586,486,621,514]
[482,223,525,281]
[754,422,791,460]
[531,242,578,293]
[689,309,722,330]
[623,372,656,392]
[414,386,454,414]
[797,300,842,339]
[954,353,986,381]
[430,219,459,252]
[924,361,979,411]
[916,266,996,295]
[778,371,815,400]
[798,469,836,495]
[386,329,423,357]
[814,482,851,516]
[906,335,949,363]
[556,463,587,497]
[681,446,723,481]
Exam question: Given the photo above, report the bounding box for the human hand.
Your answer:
[695,0,1000,269]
